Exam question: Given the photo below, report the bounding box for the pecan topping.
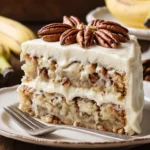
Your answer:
[38,23,71,42]
[60,29,79,45]
[89,20,130,48]
[63,16,82,28]
[97,21,129,42]
[38,16,130,49]
[94,29,119,48]
[88,19,104,26]
[142,59,150,81]
[76,28,94,47]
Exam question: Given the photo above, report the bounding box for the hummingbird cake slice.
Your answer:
[18,16,144,135]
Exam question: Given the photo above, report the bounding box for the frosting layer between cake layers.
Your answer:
[19,35,144,134]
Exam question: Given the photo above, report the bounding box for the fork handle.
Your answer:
[55,125,133,141]
[29,124,133,140]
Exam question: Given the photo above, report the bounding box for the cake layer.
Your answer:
[21,53,126,100]
[18,85,127,135]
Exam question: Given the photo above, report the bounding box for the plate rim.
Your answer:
[0,125,150,148]
[0,85,150,148]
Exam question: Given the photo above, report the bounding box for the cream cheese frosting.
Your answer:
[20,35,144,134]
[22,36,137,71]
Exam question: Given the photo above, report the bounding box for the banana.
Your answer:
[0,20,30,43]
[0,44,13,77]
[105,0,150,29]
[0,16,36,77]
[0,16,36,55]
[0,16,36,40]
[0,44,11,60]
[0,31,21,55]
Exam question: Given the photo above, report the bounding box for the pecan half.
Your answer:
[61,77,70,87]
[88,19,104,26]
[89,73,99,84]
[60,29,79,45]
[113,33,128,42]
[100,67,107,76]
[38,23,71,42]
[142,59,150,81]
[97,21,129,42]
[94,29,119,48]
[76,28,94,47]
[39,67,48,78]
[63,16,82,28]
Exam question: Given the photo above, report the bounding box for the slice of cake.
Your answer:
[18,16,144,135]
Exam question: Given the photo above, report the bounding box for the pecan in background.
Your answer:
[143,59,150,81]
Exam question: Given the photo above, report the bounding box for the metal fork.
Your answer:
[4,105,134,141]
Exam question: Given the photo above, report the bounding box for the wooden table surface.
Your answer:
[0,23,150,150]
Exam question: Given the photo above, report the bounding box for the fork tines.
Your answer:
[4,105,47,130]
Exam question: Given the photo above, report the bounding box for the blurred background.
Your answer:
[0,0,105,22]
[0,0,149,87]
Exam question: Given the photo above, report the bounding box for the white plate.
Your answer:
[1,86,150,148]
[86,7,150,40]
